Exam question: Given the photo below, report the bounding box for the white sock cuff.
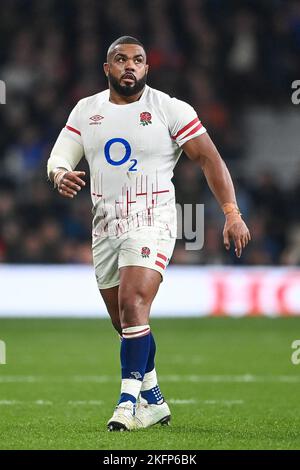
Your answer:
[141,368,158,391]
[122,325,150,339]
[121,378,142,399]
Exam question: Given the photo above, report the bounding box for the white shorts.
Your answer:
[92,226,176,290]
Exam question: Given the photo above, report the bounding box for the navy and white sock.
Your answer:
[118,325,151,406]
[141,332,164,405]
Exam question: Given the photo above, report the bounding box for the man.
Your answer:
[47,36,251,432]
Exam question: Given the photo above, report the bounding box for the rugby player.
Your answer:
[47,36,251,431]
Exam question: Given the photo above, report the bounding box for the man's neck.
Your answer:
[109,86,145,105]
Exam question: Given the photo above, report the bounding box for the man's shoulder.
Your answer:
[146,86,173,106]
[146,86,189,112]
[75,89,110,111]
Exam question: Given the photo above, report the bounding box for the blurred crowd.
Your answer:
[0,0,300,266]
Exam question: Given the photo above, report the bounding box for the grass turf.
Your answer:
[0,317,300,450]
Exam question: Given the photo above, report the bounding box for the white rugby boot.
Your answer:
[107,401,137,432]
[135,397,171,428]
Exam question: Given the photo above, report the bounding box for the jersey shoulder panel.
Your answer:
[76,89,110,114]
[145,86,172,112]
[64,90,109,142]
[144,86,176,129]
[146,87,206,146]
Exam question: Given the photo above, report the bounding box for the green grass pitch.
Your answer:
[0,317,300,450]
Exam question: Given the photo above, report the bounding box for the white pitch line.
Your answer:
[203,400,244,406]
[0,376,42,383]
[169,399,244,405]
[71,374,300,383]
[0,375,299,383]
[169,399,197,404]
[0,400,22,405]
[35,400,53,405]
[161,375,300,383]
[72,374,300,383]
[73,376,112,383]
[0,398,244,406]
[0,400,53,406]
[0,400,102,406]
[67,400,104,405]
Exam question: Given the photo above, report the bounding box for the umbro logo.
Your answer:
[131,371,142,380]
[89,115,104,125]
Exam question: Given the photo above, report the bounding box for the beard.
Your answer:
[108,71,147,97]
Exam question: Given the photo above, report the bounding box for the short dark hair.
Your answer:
[107,36,146,61]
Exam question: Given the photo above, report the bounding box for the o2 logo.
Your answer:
[104,138,137,171]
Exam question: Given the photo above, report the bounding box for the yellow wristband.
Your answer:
[222,203,242,216]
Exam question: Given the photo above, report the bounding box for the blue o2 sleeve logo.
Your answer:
[104,138,137,171]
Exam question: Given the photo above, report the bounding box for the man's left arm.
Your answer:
[182,133,251,258]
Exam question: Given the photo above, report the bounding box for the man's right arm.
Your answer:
[47,130,86,198]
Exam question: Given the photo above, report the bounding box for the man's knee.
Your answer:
[119,292,149,328]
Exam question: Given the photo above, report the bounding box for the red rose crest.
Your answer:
[141,246,151,258]
[140,112,152,126]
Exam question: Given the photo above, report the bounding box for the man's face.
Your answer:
[104,44,149,97]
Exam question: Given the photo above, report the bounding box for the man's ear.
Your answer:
[103,62,109,77]
[145,64,149,75]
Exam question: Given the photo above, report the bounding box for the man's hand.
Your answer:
[54,170,86,198]
[223,209,251,258]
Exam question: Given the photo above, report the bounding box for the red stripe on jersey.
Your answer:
[180,122,203,140]
[157,253,167,262]
[155,260,166,270]
[172,117,199,140]
[66,125,81,136]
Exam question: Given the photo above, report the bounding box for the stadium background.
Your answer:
[1,0,300,268]
[0,0,300,450]
[1,0,300,315]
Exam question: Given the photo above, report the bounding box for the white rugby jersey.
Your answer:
[51,85,206,239]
